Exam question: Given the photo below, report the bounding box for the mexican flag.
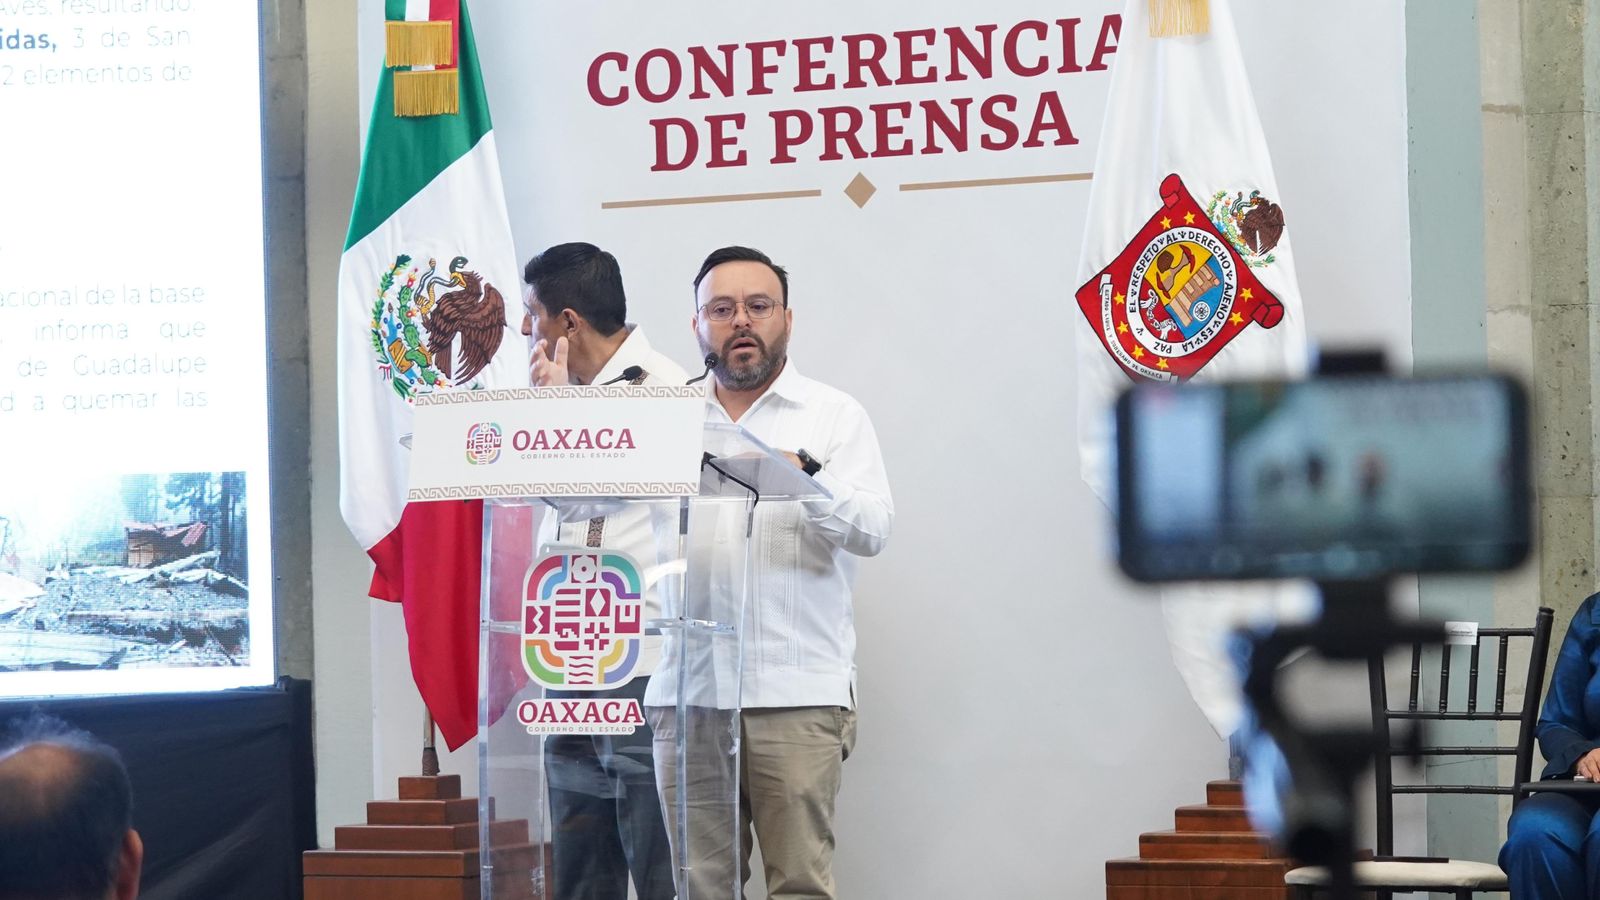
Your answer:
[1071,0,1312,736]
[337,0,524,750]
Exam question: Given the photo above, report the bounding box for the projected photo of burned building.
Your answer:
[0,471,250,672]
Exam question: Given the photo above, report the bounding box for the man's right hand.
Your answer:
[530,337,570,387]
[1575,748,1600,781]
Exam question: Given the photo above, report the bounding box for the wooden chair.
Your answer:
[1285,607,1555,899]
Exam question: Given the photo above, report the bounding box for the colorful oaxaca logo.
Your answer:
[464,422,502,465]
[522,551,645,690]
[370,254,507,402]
[1075,174,1287,383]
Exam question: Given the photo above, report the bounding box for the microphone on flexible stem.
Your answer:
[686,353,718,386]
[599,365,644,386]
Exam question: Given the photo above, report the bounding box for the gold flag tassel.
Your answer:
[1149,0,1210,37]
[395,69,460,117]
[386,20,453,68]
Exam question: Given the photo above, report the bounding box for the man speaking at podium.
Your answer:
[650,246,895,900]
[521,242,687,900]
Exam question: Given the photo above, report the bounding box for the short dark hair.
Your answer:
[692,246,789,307]
[522,242,627,337]
[0,714,133,900]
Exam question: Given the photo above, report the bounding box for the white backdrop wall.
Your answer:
[336,1,1413,895]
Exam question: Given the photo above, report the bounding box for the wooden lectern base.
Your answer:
[303,775,544,900]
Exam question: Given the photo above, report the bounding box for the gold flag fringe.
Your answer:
[1149,0,1210,37]
[385,20,453,68]
[394,69,459,117]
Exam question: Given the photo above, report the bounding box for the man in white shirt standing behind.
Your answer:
[522,242,687,900]
[650,245,894,900]
[524,242,685,392]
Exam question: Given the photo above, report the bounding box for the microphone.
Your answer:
[686,353,718,385]
[600,366,644,386]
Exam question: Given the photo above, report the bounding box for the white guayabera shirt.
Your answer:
[646,361,895,710]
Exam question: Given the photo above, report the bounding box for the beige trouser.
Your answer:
[647,705,858,900]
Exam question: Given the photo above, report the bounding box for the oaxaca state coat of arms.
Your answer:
[1075,174,1288,383]
[522,551,645,689]
[370,254,507,401]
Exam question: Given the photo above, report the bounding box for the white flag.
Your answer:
[1072,0,1312,735]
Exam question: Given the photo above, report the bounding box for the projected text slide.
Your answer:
[0,0,274,695]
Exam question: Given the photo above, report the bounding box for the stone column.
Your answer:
[1482,0,1600,646]
[1480,0,1600,857]
[264,0,315,681]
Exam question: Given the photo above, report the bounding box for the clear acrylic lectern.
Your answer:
[475,422,828,900]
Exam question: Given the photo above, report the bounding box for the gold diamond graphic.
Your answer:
[844,173,876,208]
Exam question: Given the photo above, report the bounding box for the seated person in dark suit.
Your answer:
[1502,594,1600,899]
[0,714,142,900]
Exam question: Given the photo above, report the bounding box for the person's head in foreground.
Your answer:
[0,714,142,900]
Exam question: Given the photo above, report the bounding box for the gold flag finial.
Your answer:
[1149,0,1210,37]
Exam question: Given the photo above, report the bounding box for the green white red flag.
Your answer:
[337,0,523,750]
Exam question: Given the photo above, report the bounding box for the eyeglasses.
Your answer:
[698,298,779,322]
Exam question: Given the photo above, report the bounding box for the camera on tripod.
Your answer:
[1112,356,1532,898]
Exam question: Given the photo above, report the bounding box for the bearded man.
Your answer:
[648,245,894,900]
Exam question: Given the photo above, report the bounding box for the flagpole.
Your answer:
[422,709,439,777]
